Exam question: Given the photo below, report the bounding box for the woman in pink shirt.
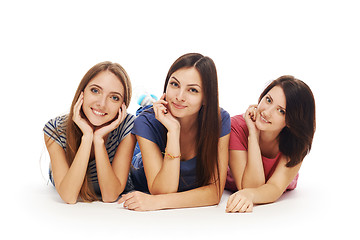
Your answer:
[225,75,316,213]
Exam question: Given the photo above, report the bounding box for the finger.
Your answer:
[239,201,251,213]
[160,93,166,101]
[73,92,84,116]
[153,100,168,109]
[231,198,247,213]
[121,102,127,116]
[226,193,240,213]
[226,193,234,209]
[114,104,126,125]
[245,203,253,213]
[117,192,133,204]
[117,195,127,204]
[125,201,140,210]
[154,103,167,118]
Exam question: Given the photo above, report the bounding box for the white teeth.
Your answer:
[261,115,269,123]
[93,109,106,116]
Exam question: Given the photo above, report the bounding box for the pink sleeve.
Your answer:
[229,115,249,151]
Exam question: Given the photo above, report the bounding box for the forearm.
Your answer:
[242,134,265,188]
[57,135,93,204]
[154,184,221,210]
[150,131,181,194]
[243,183,283,205]
[94,138,124,202]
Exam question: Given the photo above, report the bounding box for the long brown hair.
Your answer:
[259,75,316,167]
[163,53,221,195]
[66,61,132,202]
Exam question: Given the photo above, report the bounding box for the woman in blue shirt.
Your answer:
[118,53,231,211]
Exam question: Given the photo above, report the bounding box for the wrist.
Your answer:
[167,128,180,139]
[93,135,105,145]
[81,133,93,142]
[248,133,259,142]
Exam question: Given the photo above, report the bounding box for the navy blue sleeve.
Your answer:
[220,108,231,138]
[131,109,167,152]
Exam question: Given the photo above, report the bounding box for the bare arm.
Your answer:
[226,155,301,213]
[251,157,301,204]
[139,94,182,194]
[93,105,135,202]
[138,133,181,195]
[45,134,92,204]
[94,133,136,202]
[228,150,247,190]
[119,134,230,211]
[241,107,265,188]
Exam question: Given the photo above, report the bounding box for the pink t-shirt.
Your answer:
[225,114,298,192]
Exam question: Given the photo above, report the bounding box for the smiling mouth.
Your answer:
[91,108,107,116]
[260,114,270,123]
[172,102,186,109]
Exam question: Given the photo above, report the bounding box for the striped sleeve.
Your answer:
[117,113,135,142]
[43,115,68,150]
[105,113,135,161]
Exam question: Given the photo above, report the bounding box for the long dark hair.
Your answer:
[164,53,221,193]
[259,75,316,167]
[66,61,132,201]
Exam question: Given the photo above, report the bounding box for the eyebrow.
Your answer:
[171,76,201,88]
[89,84,123,97]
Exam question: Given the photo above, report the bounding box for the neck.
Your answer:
[259,130,280,143]
[259,130,281,158]
[178,114,198,134]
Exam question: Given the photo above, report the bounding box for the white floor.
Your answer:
[6,144,359,239]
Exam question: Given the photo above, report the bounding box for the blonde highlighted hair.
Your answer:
[66,61,132,201]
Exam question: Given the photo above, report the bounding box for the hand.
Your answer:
[118,191,159,211]
[94,103,127,140]
[72,92,94,136]
[226,189,254,213]
[153,93,180,132]
[243,105,260,138]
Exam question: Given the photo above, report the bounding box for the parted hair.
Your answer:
[163,53,221,195]
[259,75,316,167]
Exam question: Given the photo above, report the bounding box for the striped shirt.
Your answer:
[43,113,135,193]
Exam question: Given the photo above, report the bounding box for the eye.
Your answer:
[189,88,199,93]
[170,81,179,88]
[266,96,272,103]
[90,87,100,94]
[111,95,120,101]
[278,108,286,115]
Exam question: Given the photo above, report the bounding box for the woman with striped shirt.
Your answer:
[43,61,136,204]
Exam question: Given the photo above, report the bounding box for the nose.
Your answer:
[96,95,107,107]
[262,108,272,118]
[176,89,186,102]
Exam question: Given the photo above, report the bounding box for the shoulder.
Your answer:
[44,114,68,134]
[43,114,68,149]
[111,112,135,139]
[133,108,164,131]
[229,114,248,150]
[231,114,247,131]
[121,112,135,127]
[220,108,230,122]
[132,108,166,144]
[220,108,231,137]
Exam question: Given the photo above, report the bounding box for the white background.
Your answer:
[1,0,359,239]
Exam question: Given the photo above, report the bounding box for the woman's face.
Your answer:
[82,70,124,127]
[165,67,204,119]
[255,86,287,133]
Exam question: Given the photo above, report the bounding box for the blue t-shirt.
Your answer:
[130,108,231,193]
